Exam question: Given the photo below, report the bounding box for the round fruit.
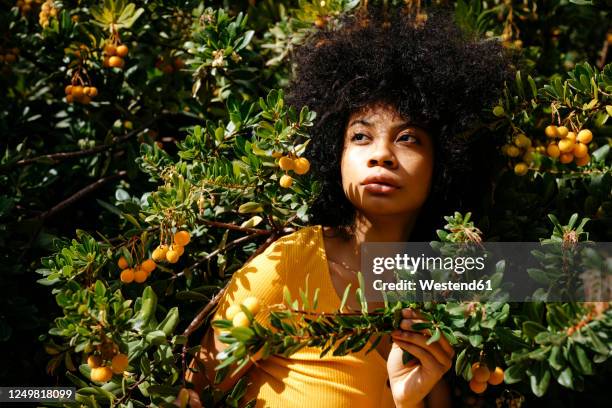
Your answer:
[523,149,535,164]
[90,366,113,383]
[492,106,505,117]
[104,44,117,56]
[120,268,134,283]
[513,162,528,176]
[65,85,72,95]
[110,353,129,374]
[116,45,128,57]
[71,86,84,98]
[544,125,558,138]
[173,230,191,246]
[469,378,487,394]
[279,174,293,188]
[556,126,569,139]
[133,268,147,283]
[170,244,184,256]
[546,144,560,158]
[573,143,588,158]
[471,363,490,382]
[88,87,98,97]
[566,131,576,143]
[65,94,74,103]
[505,146,520,158]
[141,259,156,274]
[232,311,250,328]
[166,249,180,264]
[488,367,504,385]
[513,134,531,148]
[278,156,294,171]
[109,56,124,68]
[87,355,102,369]
[117,256,128,269]
[575,154,590,166]
[152,245,169,262]
[226,304,241,320]
[293,157,311,175]
[559,153,574,164]
[577,129,593,144]
[558,138,575,153]
[242,296,260,315]
[314,17,326,28]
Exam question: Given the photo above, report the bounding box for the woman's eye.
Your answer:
[398,133,419,144]
[351,133,368,142]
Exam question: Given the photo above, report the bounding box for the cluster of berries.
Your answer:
[468,363,504,394]
[102,43,129,69]
[544,125,592,166]
[64,84,98,104]
[151,230,191,264]
[275,154,310,188]
[155,56,184,74]
[87,352,129,383]
[0,47,19,64]
[38,0,58,28]
[118,256,157,284]
[16,0,42,15]
[501,133,535,176]
[224,296,261,329]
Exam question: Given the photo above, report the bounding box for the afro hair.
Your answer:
[285,5,517,240]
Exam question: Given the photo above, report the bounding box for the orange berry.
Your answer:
[166,249,180,264]
[65,94,74,103]
[141,259,156,274]
[110,353,129,374]
[278,156,294,171]
[87,355,102,369]
[173,230,191,246]
[65,85,73,95]
[279,174,293,188]
[103,56,111,67]
[513,134,531,148]
[90,366,113,383]
[559,152,574,164]
[544,125,559,138]
[513,162,528,176]
[104,44,117,56]
[558,138,575,153]
[120,268,134,283]
[116,44,128,57]
[556,126,569,138]
[546,143,560,158]
[577,129,593,144]
[170,244,184,256]
[566,131,576,143]
[505,145,520,158]
[80,95,91,105]
[488,367,504,385]
[293,157,310,175]
[117,256,129,270]
[133,268,147,283]
[471,363,491,382]
[573,143,588,158]
[108,56,124,68]
[575,153,590,166]
[469,378,488,394]
[71,86,84,98]
[152,245,169,262]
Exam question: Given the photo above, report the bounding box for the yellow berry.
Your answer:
[120,268,134,283]
[575,153,590,166]
[104,44,117,56]
[514,162,528,176]
[225,304,241,321]
[546,144,560,158]
[90,366,113,383]
[559,152,574,164]
[141,259,156,274]
[279,174,293,188]
[505,145,520,158]
[556,126,569,138]
[152,245,168,262]
[242,296,260,315]
[71,86,84,98]
[544,125,559,138]
[293,157,310,175]
[232,311,250,328]
[278,156,294,171]
[166,249,180,264]
[577,129,593,144]
[173,230,191,246]
[117,256,128,270]
[110,353,129,374]
[513,134,531,148]
[87,355,102,369]
[116,44,129,57]
[558,138,575,153]
[573,143,588,158]
[88,86,98,97]
[522,148,535,164]
[108,56,124,68]
[133,268,147,283]
[170,244,184,256]
[566,131,576,143]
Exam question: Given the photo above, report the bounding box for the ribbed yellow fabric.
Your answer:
[211,225,395,407]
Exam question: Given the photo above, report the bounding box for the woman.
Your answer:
[187,6,513,407]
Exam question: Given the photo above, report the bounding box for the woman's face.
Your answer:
[340,102,434,218]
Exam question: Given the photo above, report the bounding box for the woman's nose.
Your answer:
[368,141,397,168]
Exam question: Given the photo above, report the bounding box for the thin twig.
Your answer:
[200,219,272,236]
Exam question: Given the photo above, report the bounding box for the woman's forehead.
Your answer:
[346,102,430,132]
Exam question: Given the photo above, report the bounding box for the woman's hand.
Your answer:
[387,308,454,408]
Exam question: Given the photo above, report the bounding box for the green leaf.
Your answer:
[504,364,526,384]
[426,328,441,345]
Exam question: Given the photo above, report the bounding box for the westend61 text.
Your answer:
[372,279,494,292]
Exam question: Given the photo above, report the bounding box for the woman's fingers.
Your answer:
[391,330,452,369]
[391,338,445,373]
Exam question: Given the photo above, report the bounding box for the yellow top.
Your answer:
[209,224,395,408]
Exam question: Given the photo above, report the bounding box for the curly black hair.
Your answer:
[285,6,516,241]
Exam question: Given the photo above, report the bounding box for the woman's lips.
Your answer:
[363,183,399,194]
